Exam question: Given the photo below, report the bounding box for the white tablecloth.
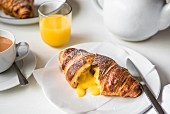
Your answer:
[0,0,170,114]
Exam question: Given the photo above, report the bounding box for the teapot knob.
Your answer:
[159,3,170,30]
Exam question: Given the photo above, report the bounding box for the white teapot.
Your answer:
[93,0,170,41]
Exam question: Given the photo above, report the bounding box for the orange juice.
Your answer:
[40,15,71,47]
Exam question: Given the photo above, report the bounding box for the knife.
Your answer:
[127,57,165,114]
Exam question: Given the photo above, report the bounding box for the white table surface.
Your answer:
[0,0,170,114]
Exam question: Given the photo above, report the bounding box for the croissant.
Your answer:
[59,48,142,98]
[59,48,95,88]
[0,0,34,19]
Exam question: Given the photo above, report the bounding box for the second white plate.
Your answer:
[0,0,61,25]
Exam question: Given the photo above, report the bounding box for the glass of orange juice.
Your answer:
[38,1,72,47]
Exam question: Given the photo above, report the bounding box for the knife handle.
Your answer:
[142,85,165,114]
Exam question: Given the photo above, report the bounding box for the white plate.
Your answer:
[0,50,36,91]
[0,0,66,25]
[0,0,48,25]
[41,42,160,114]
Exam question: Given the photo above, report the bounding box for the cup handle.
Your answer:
[15,42,29,62]
[92,0,103,15]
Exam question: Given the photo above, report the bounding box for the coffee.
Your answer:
[0,36,13,52]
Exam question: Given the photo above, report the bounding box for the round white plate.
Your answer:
[0,50,36,91]
[0,4,38,25]
[0,0,49,25]
[42,42,161,114]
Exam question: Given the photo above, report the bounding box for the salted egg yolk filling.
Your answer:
[76,68,100,97]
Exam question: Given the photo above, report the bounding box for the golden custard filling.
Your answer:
[76,68,100,97]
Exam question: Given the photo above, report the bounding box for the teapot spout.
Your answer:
[159,3,170,30]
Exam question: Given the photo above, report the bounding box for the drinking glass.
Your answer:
[38,1,72,47]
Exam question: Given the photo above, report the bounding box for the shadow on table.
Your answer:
[0,75,39,95]
[131,27,170,45]
[63,33,94,48]
[147,28,170,86]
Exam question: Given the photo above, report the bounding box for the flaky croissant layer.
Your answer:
[59,48,143,98]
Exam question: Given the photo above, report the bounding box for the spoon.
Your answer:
[13,62,28,85]
[46,1,65,15]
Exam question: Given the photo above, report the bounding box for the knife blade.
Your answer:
[127,57,165,114]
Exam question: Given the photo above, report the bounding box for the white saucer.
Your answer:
[34,42,161,114]
[0,0,48,25]
[91,0,103,15]
[0,50,36,91]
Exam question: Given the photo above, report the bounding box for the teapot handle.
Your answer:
[92,0,103,15]
[159,2,170,30]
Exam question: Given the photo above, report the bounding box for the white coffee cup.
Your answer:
[0,29,29,73]
[92,0,170,41]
